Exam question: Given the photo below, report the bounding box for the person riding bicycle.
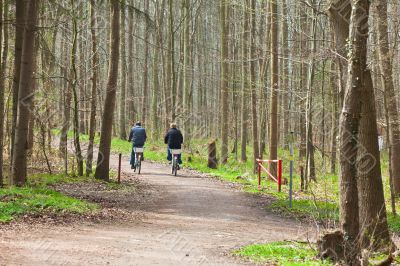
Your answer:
[164,123,183,168]
[128,121,147,169]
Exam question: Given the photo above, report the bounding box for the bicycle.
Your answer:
[170,149,182,176]
[133,147,144,174]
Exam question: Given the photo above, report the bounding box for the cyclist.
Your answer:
[164,123,183,168]
[128,121,147,170]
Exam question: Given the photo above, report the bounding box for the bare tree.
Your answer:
[12,0,39,186]
[95,0,120,181]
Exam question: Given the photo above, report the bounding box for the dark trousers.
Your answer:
[130,144,144,166]
[167,148,182,164]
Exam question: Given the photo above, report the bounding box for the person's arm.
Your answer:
[144,129,147,142]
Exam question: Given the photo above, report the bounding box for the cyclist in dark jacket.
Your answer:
[128,122,147,169]
[164,123,183,165]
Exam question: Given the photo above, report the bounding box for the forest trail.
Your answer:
[0,151,316,265]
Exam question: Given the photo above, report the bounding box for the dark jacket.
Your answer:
[164,128,183,149]
[129,126,147,146]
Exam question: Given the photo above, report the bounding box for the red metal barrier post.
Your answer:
[278,160,282,192]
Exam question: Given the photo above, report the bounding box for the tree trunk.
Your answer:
[119,2,127,140]
[268,0,279,176]
[220,0,229,164]
[305,5,317,182]
[141,0,149,125]
[70,3,84,177]
[338,0,367,263]
[151,0,166,139]
[376,0,400,195]
[328,0,351,107]
[240,1,250,162]
[12,0,39,186]
[183,0,191,143]
[0,0,6,186]
[127,6,135,121]
[86,0,99,176]
[281,0,290,141]
[10,0,26,172]
[330,59,338,174]
[95,0,120,181]
[357,71,391,250]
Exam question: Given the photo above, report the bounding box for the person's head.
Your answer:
[170,123,177,129]
[135,121,142,127]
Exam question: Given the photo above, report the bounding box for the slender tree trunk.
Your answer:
[151,0,166,139]
[119,2,127,139]
[141,0,149,125]
[127,6,135,121]
[328,0,351,107]
[0,0,5,186]
[59,28,71,175]
[330,60,338,174]
[281,0,290,140]
[376,0,400,195]
[70,3,84,177]
[268,0,279,176]
[167,0,176,122]
[183,0,191,143]
[86,0,99,176]
[11,0,26,172]
[95,0,120,181]
[240,2,250,162]
[305,5,317,182]
[220,0,229,164]
[12,0,39,186]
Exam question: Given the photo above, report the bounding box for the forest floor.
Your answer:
[0,149,317,265]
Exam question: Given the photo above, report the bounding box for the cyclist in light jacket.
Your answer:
[128,121,147,169]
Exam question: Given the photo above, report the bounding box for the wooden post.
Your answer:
[208,139,217,169]
[118,153,122,183]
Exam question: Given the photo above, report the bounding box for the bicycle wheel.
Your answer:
[138,154,142,174]
[171,157,175,174]
[174,156,178,176]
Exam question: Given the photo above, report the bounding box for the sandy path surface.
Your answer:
[0,151,316,266]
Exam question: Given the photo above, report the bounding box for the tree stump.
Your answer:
[317,230,344,263]
[208,140,217,169]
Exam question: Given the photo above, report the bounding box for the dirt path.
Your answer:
[0,152,316,266]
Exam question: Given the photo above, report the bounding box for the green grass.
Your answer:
[269,198,339,221]
[0,186,97,223]
[0,173,98,223]
[235,241,332,265]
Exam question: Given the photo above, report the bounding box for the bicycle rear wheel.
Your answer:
[174,156,178,176]
[138,154,142,174]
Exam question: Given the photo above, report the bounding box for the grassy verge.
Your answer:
[0,174,98,223]
[235,241,332,266]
